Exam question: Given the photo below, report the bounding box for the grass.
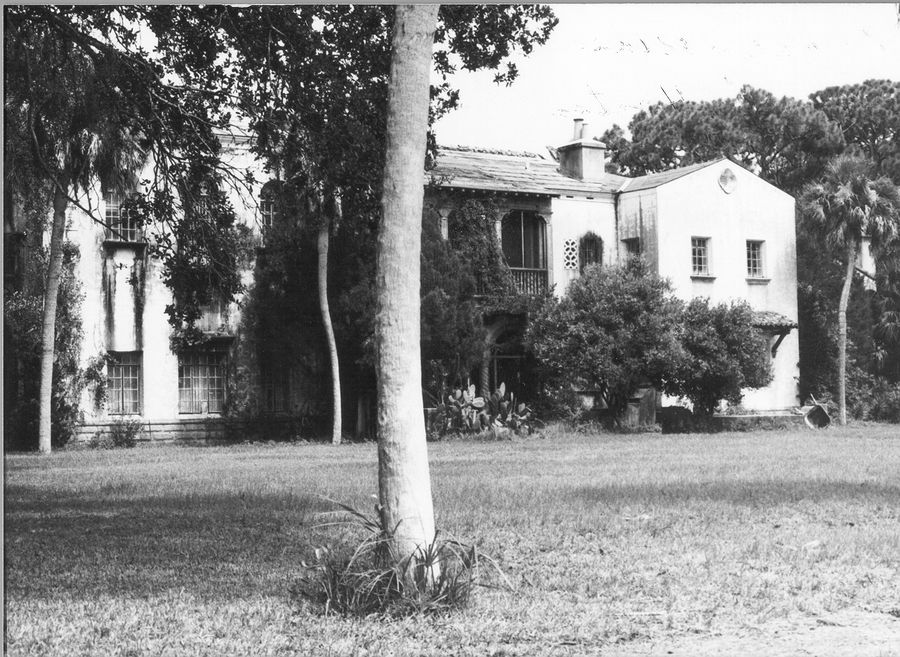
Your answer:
[5,425,900,656]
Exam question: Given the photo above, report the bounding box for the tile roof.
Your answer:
[429,146,629,197]
[619,159,728,193]
[751,311,798,330]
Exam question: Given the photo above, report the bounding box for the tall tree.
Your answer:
[376,3,441,565]
[811,79,900,183]
[602,85,843,194]
[801,155,900,424]
[318,194,342,444]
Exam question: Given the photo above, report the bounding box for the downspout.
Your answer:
[613,190,621,264]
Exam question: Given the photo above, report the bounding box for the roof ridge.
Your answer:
[438,144,548,160]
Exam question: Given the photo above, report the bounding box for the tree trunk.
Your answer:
[837,240,857,426]
[38,186,69,453]
[376,3,440,564]
[318,222,342,445]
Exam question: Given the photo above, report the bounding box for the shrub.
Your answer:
[426,382,538,440]
[847,363,900,422]
[293,502,492,617]
[666,298,772,416]
[109,418,143,448]
[527,259,683,423]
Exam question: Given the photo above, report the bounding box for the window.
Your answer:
[261,358,291,413]
[104,191,141,242]
[579,233,603,273]
[108,352,142,415]
[746,240,765,278]
[691,237,710,275]
[260,197,277,230]
[178,351,226,414]
[622,237,641,259]
[501,210,546,270]
[259,181,282,231]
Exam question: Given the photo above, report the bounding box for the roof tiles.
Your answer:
[429,146,628,197]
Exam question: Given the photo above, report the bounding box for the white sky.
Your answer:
[432,3,900,153]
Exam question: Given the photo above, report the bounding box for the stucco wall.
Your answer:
[548,195,617,297]
[652,161,799,410]
[73,139,271,425]
[616,189,658,270]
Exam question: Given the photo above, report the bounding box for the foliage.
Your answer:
[810,79,900,183]
[294,502,487,617]
[3,242,89,450]
[667,298,773,416]
[800,155,900,255]
[426,382,537,440]
[846,363,900,423]
[221,189,330,429]
[420,205,487,394]
[109,418,143,448]
[601,85,843,193]
[527,259,683,423]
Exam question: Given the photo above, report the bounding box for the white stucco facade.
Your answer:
[624,160,800,411]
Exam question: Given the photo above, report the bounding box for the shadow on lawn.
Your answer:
[566,478,900,507]
[4,487,350,602]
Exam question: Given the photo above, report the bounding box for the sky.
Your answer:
[432,3,900,154]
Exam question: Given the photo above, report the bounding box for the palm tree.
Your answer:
[801,154,900,424]
[376,4,441,567]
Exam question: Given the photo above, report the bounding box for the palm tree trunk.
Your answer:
[376,3,440,565]
[318,222,341,444]
[837,241,857,426]
[38,186,68,453]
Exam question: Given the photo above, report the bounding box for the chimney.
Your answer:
[558,118,607,181]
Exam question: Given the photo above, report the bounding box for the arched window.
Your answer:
[579,232,603,273]
[259,181,283,231]
[501,210,546,270]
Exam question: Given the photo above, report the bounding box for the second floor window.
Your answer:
[691,237,710,275]
[747,240,765,278]
[579,233,603,273]
[622,237,641,259]
[501,210,546,270]
[105,191,141,242]
[259,181,283,234]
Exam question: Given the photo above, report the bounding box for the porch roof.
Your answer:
[429,146,628,197]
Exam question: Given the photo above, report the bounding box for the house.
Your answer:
[426,119,799,413]
[8,118,799,444]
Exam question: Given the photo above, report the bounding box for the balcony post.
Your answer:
[540,211,553,294]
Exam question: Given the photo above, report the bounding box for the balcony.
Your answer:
[476,267,548,297]
[509,267,548,295]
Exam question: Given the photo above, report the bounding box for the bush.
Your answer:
[109,418,143,448]
[666,298,772,416]
[847,364,900,422]
[426,382,538,440]
[527,259,683,423]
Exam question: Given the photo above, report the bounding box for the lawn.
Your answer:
[5,425,900,656]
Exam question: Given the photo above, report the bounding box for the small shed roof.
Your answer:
[751,310,798,330]
[429,146,628,197]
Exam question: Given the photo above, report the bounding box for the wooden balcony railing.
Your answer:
[509,267,548,295]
